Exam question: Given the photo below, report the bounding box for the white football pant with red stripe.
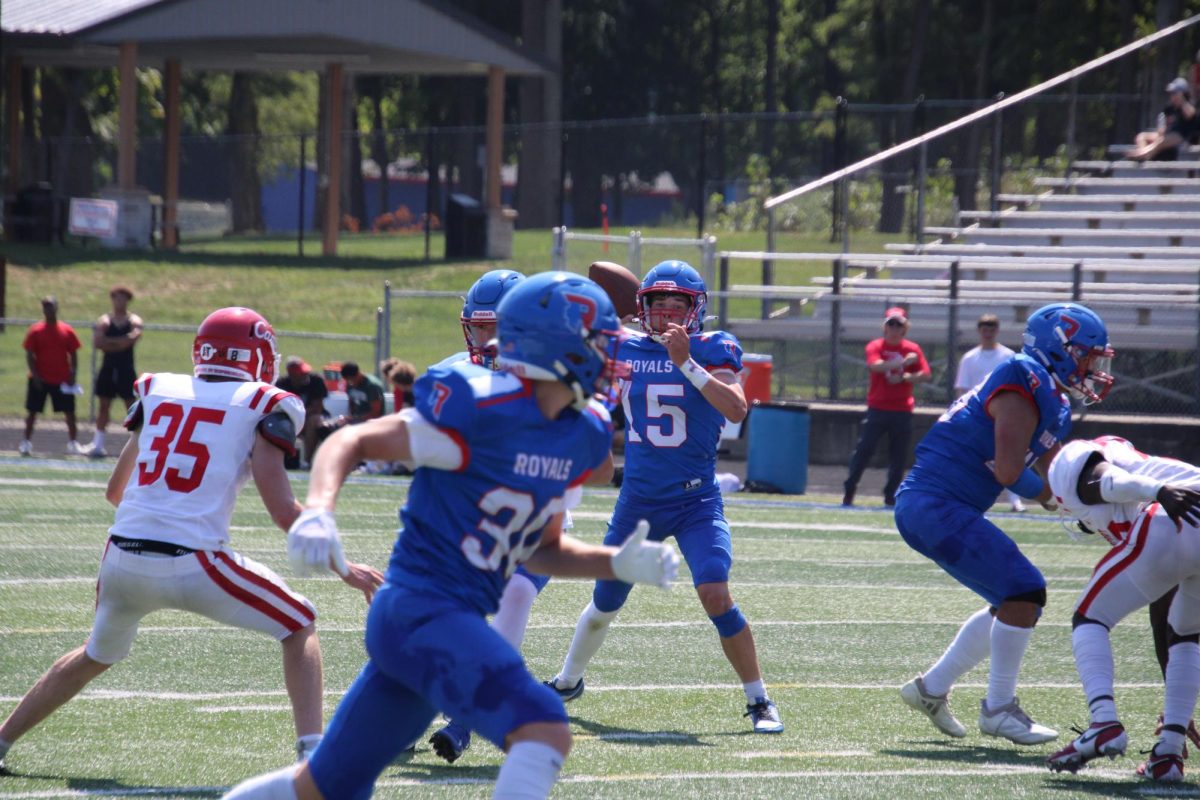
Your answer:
[86,540,315,664]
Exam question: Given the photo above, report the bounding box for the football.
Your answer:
[587,261,641,319]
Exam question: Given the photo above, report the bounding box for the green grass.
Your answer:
[0,460,1178,798]
[0,228,895,420]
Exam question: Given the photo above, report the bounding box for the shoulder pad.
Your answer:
[693,330,743,371]
[262,389,305,430]
[414,366,476,435]
[132,373,155,400]
[257,412,297,457]
[123,399,144,431]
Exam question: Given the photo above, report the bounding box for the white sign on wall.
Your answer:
[68,198,119,238]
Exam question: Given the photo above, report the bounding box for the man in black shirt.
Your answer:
[1130,78,1197,161]
[90,286,143,457]
[275,356,329,468]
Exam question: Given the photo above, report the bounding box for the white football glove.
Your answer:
[287,507,349,577]
[611,520,678,590]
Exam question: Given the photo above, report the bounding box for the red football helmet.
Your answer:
[192,307,280,383]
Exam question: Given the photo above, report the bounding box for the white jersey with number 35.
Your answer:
[109,372,305,551]
[1049,436,1200,545]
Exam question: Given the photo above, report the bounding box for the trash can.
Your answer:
[12,182,55,244]
[445,193,486,258]
[746,401,809,494]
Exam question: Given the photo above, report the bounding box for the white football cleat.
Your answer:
[901,675,966,738]
[18,440,32,457]
[1047,721,1127,772]
[980,697,1058,745]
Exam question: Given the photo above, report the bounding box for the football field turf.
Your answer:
[0,459,1185,799]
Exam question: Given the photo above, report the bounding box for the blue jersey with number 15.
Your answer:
[901,354,1070,512]
[387,362,612,615]
[618,329,742,501]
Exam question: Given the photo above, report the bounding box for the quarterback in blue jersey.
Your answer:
[547,260,784,733]
[896,302,1114,746]
[223,272,679,800]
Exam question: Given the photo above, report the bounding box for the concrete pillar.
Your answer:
[322,62,343,257]
[162,59,181,249]
[117,43,138,190]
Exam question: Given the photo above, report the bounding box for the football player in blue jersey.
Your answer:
[546,260,784,734]
[896,302,1114,745]
[222,272,679,800]
[427,268,612,764]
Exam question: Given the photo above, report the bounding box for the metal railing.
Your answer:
[763,12,1200,245]
[550,227,718,288]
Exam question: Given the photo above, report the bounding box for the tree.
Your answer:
[227,72,263,233]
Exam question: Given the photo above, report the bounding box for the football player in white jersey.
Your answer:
[1044,436,1200,782]
[0,307,383,775]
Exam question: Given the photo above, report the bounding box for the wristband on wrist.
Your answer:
[1007,467,1044,499]
[679,358,712,390]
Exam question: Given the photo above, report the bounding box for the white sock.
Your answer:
[923,607,993,697]
[492,741,563,800]
[986,620,1034,710]
[1072,622,1117,723]
[743,679,768,704]
[92,431,106,450]
[1164,641,1200,737]
[557,601,618,686]
[492,573,539,651]
[221,765,299,800]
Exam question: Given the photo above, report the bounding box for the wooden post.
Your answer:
[5,56,22,240]
[322,62,343,257]
[117,43,138,190]
[485,66,504,210]
[162,59,181,249]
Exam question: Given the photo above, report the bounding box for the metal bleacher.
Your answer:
[722,145,1200,354]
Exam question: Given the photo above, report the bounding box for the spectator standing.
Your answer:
[1129,78,1197,161]
[955,314,1025,512]
[276,356,329,468]
[89,286,143,457]
[21,296,84,456]
[842,306,932,507]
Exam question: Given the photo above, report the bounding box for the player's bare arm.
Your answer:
[305,414,415,512]
[661,322,747,423]
[989,390,1039,486]
[1076,456,1200,531]
[106,436,139,506]
[524,513,677,588]
[587,451,615,486]
[251,431,304,531]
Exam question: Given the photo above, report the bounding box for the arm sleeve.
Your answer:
[397,407,467,471]
[1098,464,1164,504]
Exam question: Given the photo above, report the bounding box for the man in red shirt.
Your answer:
[842,306,931,507]
[21,296,84,456]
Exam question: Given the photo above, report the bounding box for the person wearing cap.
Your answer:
[842,306,931,507]
[276,356,330,468]
[955,314,1025,513]
[1129,77,1196,162]
[21,296,84,457]
[89,286,143,458]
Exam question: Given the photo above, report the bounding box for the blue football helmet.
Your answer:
[462,269,525,368]
[496,271,622,410]
[1022,302,1114,405]
[637,260,708,335]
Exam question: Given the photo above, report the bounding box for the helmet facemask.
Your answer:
[1055,335,1115,405]
[461,314,500,369]
[638,289,703,336]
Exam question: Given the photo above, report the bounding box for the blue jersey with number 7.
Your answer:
[386,362,612,615]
